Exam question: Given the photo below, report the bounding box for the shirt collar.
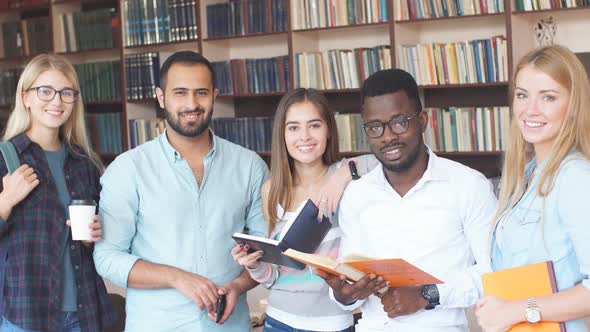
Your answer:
[159,128,218,163]
[375,145,449,192]
[11,132,84,160]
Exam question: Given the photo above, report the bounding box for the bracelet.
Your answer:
[348,160,360,180]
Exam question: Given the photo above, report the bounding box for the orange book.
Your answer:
[482,261,566,332]
[283,249,443,287]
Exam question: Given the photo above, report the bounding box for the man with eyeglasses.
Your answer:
[316,69,498,332]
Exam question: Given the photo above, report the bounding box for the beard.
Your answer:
[374,140,422,173]
[165,105,213,138]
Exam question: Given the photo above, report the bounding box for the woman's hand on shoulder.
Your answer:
[314,162,352,220]
[0,164,40,212]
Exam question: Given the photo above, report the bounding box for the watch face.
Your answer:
[423,285,438,300]
[526,308,541,323]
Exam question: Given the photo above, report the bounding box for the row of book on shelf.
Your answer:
[213,56,291,96]
[206,0,287,38]
[124,0,198,47]
[423,107,510,152]
[1,17,50,58]
[0,68,22,107]
[394,0,504,20]
[290,0,387,30]
[125,52,160,101]
[398,36,508,86]
[57,8,119,53]
[515,0,589,10]
[86,113,123,155]
[75,61,122,103]
[125,107,509,154]
[294,45,391,90]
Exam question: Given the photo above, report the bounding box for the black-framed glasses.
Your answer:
[27,86,79,104]
[362,111,420,138]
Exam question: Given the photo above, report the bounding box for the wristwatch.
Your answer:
[421,284,440,310]
[348,160,360,180]
[525,297,541,324]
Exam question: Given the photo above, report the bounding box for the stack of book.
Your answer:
[75,61,122,103]
[129,118,166,148]
[395,0,504,21]
[217,56,290,95]
[125,53,160,101]
[0,68,23,107]
[86,113,123,154]
[291,0,388,30]
[295,45,391,90]
[57,8,117,52]
[124,0,198,46]
[206,0,287,38]
[422,107,510,152]
[2,17,51,58]
[397,36,508,86]
[210,116,274,152]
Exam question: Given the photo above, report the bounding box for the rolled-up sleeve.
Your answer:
[557,161,590,290]
[93,154,142,288]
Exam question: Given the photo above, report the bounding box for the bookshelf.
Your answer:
[0,0,588,177]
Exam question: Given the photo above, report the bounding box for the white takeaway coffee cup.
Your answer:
[69,199,96,241]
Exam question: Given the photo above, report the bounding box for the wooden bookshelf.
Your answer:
[0,0,587,173]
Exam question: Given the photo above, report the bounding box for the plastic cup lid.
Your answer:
[70,199,96,206]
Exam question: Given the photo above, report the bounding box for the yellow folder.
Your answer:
[482,261,566,331]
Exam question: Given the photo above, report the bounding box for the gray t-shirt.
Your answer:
[44,147,77,312]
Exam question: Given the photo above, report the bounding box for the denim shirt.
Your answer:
[491,154,590,331]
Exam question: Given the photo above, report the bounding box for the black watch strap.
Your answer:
[348,160,360,180]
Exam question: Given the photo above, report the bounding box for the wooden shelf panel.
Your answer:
[124,39,199,51]
[204,31,287,42]
[56,47,120,57]
[0,2,49,12]
[395,12,504,24]
[293,22,389,33]
[85,100,124,113]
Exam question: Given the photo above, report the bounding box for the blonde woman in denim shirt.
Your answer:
[474,45,590,332]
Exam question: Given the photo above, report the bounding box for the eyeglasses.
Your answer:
[362,111,420,138]
[27,86,79,104]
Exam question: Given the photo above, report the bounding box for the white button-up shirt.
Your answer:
[333,148,497,332]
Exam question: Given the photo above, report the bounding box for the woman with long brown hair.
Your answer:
[475,45,590,331]
[232,88,378,331]
[0,54,114,331]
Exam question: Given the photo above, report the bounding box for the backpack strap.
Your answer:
[0,141,20,175]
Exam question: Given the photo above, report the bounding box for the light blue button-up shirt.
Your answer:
[491,154,590,332]
[94,130,268,332]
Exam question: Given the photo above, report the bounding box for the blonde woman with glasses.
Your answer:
[0,54,114,332]
[475,45,590,331]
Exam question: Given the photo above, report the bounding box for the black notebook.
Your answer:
[232,199,332,269]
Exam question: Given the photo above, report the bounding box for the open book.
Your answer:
[283,249,443,287]
[232,199,331,270]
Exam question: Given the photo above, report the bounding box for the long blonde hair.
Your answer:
[267,88,340,234]
[2,54,103,171]
[497,45,590,216]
